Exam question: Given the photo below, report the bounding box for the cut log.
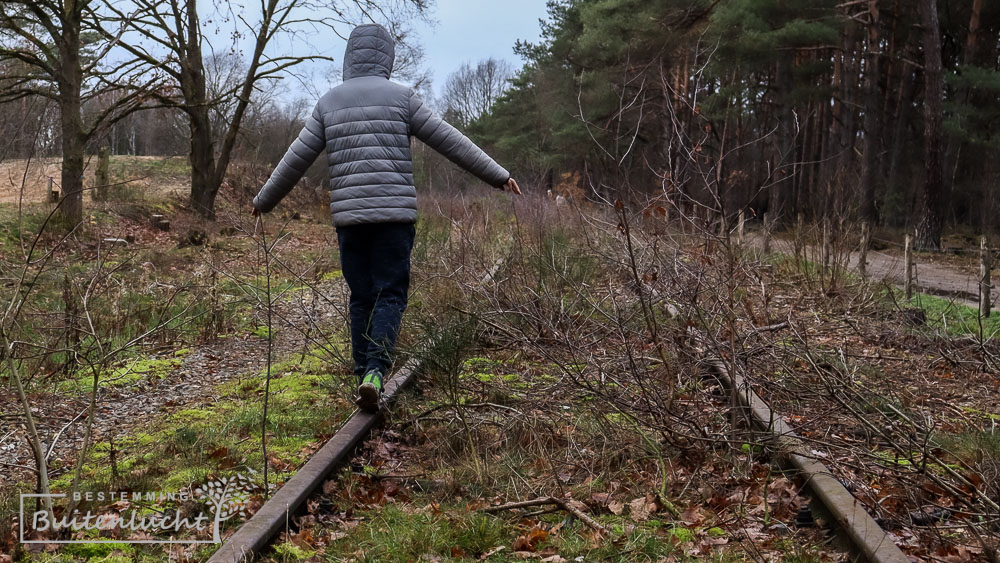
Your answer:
[102,238,129,248]
[150,214,170,231]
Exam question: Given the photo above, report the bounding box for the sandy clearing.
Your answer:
[0,156,189,205]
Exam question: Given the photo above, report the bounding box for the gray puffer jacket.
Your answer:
[253,23,511,226]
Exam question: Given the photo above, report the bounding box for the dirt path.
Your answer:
[768,236,992,306]
[0,279,348,489]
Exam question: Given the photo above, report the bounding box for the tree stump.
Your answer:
[150,214,170,231]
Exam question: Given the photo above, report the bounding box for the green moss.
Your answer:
[600,413,624,426]
[130,433,157,447]
[252,325,274,339]
[21,346,353,542]
[320,270,344,281]
[467,371,494,383]
[667,526,696,543]
[272,541,316,560]
[61,541,134,558]
[171,408,215,422]
[961,406,1000,421]
[58,356,181,394]
[707,526,727,538]
[162,466,211,491]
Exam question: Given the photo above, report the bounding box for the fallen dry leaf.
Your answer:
[479,545,506,560]
[681,504,705,525]
[513,527,549,552]
[629,496,656,522]
[289,529,314,549]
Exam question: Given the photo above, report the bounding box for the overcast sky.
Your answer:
[146,1,550,108]
[414,0,548,98]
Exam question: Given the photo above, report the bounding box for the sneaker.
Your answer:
[356,369,383,412]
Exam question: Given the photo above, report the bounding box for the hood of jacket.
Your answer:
[342,23,395,80]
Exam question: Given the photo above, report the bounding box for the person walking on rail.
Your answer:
[251,23,521,412]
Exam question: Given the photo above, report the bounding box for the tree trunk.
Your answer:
[915,0,945,251]
[942,0,983,218]
[770,57,795,224]
[177,0,220,219]
[886,52,916,211]
[188,105,219,218]
[57,19,85,228]
[830,16,860,218]
[860,0,881,224]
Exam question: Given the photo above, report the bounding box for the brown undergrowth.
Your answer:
[256,192,846,562]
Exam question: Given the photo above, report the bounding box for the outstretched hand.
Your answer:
[503,178,522,195]
[251,204,261,217]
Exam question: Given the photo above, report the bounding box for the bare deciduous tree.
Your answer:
[102,0,431,219]
[0,0,157,226]
[440,57,513,128]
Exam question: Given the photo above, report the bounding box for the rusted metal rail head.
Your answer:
[704,357,909,563]
[207,359,422,563]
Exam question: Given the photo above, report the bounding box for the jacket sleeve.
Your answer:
[253,104,326,213]
[408,90,510,188]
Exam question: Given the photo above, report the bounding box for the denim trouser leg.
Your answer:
[337,226,373,381]
[337,222,416,383]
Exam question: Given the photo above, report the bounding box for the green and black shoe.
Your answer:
[356,369,384,412]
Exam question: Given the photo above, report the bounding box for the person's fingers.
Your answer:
[509,178,522,195]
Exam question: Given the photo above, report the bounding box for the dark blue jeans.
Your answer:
[336,222,416,384]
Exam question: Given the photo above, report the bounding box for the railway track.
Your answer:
[206,357,422,563]
[200,325,910,562]
[700,351,910,563]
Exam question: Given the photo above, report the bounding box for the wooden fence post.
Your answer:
[94,145,110,201]
[859,222,870,279]
[48,177,58,203]
[904,234,914,299]
[822,218,831,270]
[737,210,745,246]
[794,212,804,260]
[981,236,991,318]
[762,213,771,254]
